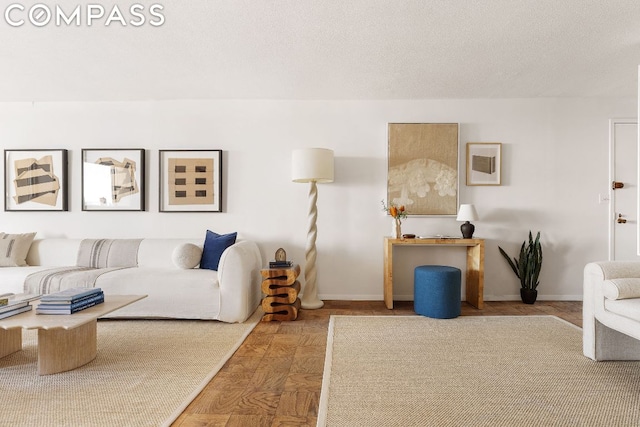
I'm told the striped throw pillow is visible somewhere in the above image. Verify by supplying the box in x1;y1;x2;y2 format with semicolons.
0;232;36;267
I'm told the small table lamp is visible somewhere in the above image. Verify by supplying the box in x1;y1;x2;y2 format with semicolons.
292;148;334;309
456;204;478;239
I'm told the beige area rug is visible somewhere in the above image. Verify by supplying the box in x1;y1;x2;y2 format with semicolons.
0;310;261;427
318;315;640;427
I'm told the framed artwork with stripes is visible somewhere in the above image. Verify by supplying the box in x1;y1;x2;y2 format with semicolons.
4;149;68;211
81;148;146;211
159;150;222;212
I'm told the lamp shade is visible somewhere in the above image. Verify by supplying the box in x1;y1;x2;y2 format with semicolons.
456;204;478;222
292;148;334;183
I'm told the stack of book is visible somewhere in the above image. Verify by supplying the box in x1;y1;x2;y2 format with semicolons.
0;293;41;319
269;260;293;268
36;287;104;315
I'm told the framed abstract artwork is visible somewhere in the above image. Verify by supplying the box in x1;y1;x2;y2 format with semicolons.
4;149;68;211
466;142;502;186
159;150;222;212
387;123;459;216
81;148;146;211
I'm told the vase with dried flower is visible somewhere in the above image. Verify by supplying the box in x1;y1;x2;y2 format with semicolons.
381;200;407;239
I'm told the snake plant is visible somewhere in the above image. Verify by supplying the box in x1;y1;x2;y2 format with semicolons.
498;231;542;290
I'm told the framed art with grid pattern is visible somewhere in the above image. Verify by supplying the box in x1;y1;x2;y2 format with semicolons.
159;150;222;212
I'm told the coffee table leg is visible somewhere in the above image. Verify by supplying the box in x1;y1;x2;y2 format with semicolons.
37;320;98;375
0;328;22;358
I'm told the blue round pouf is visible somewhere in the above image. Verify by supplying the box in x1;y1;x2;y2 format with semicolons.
414;265;461;319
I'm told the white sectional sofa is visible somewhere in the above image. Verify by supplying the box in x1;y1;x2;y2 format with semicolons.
583;261;640;360
0;238;263;323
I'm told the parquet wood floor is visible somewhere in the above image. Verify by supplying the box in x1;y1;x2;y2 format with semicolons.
172;300;582;427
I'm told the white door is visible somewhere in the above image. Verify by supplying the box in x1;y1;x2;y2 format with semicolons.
610;118;639;260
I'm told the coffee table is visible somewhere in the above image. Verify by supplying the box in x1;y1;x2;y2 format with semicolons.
0;295;146;375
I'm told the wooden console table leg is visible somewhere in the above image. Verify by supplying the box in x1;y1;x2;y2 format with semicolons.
466;242;485;309
383;239;394;309
0;328;22;358
37;320;97;375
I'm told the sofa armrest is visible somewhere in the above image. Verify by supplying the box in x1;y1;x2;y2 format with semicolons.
583;261;640;360
216;240;263;323
584;261;640;311
584;261;640;322
587;261;640;281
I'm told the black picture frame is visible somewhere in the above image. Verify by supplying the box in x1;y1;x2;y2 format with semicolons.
4;149;68;212
159;150;222;212
81;148;146;211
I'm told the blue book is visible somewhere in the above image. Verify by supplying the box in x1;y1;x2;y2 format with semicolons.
36;294;105;315
38;291;104;306
40;287;102;303
37;292;105;310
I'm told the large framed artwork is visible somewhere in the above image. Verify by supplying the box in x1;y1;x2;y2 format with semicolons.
81;149;145;211
4;149;68;211
159;150;222;212
387;123;459;216
466;142;502;186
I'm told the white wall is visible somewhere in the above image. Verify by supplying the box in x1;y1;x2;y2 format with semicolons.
0;98;636;301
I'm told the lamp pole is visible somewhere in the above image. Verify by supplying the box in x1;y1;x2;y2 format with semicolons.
300;180;322;308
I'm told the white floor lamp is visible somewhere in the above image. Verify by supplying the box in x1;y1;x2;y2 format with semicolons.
292;148;334;309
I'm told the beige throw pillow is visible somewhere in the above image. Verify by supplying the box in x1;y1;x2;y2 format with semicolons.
172;243;202;269
0;232;37;267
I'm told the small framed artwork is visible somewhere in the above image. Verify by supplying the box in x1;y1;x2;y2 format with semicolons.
81;149;146;211
466;142;502;186
388;123;459;216
4;149;68;211
159;150;222;212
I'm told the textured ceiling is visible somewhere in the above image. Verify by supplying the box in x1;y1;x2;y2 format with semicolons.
1;0;639;102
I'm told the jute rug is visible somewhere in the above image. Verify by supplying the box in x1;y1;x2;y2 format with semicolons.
0;309;261;427
318;315;640;427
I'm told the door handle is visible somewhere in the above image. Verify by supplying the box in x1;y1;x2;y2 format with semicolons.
617;213;627;224
612;181;625;190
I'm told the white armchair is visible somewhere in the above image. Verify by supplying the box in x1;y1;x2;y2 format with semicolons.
583;261;640;361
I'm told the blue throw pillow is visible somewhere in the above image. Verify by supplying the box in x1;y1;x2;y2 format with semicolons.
200;230;237;271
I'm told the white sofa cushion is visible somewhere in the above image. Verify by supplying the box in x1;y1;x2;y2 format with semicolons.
0;232;36;267
604;298;640;323
137;239;201;268
26;239;82;266
602;278;640;300
0;266;54;294
96;267;221;319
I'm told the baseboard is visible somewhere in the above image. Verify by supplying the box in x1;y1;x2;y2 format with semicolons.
318;294;584;301
484;294;583;302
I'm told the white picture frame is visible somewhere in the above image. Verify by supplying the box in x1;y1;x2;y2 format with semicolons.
466;142;502;186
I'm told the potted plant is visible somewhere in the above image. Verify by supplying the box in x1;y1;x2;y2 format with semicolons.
498;231;542;304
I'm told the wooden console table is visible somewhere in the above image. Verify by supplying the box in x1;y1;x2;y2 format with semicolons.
383;237;485;309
